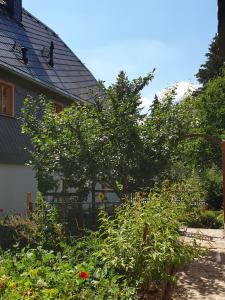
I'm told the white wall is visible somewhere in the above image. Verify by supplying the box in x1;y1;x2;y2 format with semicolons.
0;164;37;215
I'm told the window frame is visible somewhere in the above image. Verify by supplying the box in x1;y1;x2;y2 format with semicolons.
53;101;64;113
0;80;14;117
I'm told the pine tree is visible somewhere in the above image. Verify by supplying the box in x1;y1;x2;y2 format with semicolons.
196;35;224;86
150;94;160;115
218;0;225;60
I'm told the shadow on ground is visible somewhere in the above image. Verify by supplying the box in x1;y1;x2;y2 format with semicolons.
171;251;225;299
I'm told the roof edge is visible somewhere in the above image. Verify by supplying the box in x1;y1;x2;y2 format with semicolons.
0;62;87;104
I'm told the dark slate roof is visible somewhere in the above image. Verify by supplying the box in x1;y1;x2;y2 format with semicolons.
0;7;98;102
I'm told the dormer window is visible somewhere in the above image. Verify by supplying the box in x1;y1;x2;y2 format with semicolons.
0;81;14;116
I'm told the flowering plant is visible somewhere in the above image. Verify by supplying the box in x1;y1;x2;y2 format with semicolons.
79;272;89;280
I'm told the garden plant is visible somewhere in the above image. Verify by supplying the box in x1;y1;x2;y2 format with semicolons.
0;192;202;299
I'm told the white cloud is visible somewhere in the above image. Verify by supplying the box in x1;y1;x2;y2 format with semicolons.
141;96;154;111
156;81;200;101
174;81;200;101
140;81;200;112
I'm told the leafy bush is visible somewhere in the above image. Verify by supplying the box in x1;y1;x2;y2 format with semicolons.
152;178;223;229
202;166;223;210
0;195;202;299
217;212;224;226
154;177;206;210
0;193;64;251
30;193;65;250
0;247;135;299
186;209;224;229
0;215;35;250
72;199;201;293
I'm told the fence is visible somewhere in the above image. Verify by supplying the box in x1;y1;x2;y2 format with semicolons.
29;192;206;232
43;192;121;231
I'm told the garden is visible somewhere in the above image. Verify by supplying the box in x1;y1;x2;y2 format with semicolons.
0;191;203;299
1;35;225;299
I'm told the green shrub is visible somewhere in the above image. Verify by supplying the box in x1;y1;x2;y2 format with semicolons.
30;193;65;250
202;166;223;210
155;177;206;209
0;193;64;251
217;212;224;226
0;194;202;299
0;215;36;250
0;247;135;299
187;209;224;229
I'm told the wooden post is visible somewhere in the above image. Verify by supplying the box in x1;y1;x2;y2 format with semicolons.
26;192;33;214
221;141;225;230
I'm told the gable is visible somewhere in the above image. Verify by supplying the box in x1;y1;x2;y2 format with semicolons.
0;8;98;102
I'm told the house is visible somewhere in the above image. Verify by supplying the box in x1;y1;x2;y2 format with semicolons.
0;0;99;215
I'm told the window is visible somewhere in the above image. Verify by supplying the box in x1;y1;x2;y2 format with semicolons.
54;102;64;113
0;81;14;116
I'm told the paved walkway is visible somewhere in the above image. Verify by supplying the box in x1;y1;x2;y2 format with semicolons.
171;229;225;300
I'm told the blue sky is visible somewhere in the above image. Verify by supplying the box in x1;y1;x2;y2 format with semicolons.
23;0;217;107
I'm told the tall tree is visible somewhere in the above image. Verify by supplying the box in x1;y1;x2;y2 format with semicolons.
218;0;225;60
22;71;156;200
22;71;191;201
196;35;224;86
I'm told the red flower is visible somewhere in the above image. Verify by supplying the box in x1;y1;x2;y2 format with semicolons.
79;272;89;280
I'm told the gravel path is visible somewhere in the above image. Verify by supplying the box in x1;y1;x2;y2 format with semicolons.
171;229;225;300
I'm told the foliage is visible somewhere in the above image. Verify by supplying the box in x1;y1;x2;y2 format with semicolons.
186;209;224;229
0;195;202;299
30;193;65;250
21;95;95;196
22;71;191;200
137;88;189;188
195;75;225;140
217;211;224;226
0;216;35;250
196;35;224;87
0;247;135;300
201;166;223;210
22;72;157;199
154;176;206;210
90;71;155;198
0;193;64;251
167;74;225;210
